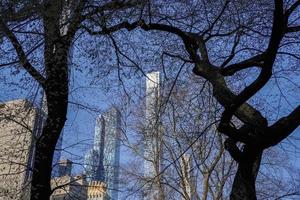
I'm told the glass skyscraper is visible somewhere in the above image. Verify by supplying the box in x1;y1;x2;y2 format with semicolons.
84;107;121;200
143;71;164;199
144;71;161;178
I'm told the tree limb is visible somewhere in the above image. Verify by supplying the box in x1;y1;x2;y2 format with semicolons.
0;19;46;87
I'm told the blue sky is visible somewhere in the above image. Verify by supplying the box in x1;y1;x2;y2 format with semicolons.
1;26;300;199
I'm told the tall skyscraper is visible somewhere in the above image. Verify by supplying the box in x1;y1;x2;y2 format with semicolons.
84;148;103;182
102;107;121;200
143;71;164;199
84;107;121;200
0;99;44;200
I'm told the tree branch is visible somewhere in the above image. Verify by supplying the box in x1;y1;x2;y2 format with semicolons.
220;53;265;76
224;138;243;162
0;19;46;87
265;105;300;147
285;0;300;17
286;25;300;33
219;0;285;130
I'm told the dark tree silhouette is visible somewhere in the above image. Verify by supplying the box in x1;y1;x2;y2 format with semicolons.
107;0;300;199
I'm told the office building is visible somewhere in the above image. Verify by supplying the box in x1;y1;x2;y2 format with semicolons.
143;71;164;199
0;99;44;200
84;107;121;200
84;148;103;182
57;159;73;177
87;181;110;200
50;175;87;200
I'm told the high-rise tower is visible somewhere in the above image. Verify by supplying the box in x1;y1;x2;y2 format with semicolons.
143;71;164;199
102;107;121;200
84;107;121;200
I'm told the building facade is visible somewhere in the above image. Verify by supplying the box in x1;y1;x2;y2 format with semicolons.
50;175;87;200
84;107;121;200
57;159;73;177
87;181;110;200
0;99;43;200
143;71;164;199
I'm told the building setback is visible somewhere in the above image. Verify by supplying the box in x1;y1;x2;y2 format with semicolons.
84;107;121;200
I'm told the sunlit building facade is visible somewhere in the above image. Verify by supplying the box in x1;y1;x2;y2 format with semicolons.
0;99;45;200
143;71;164;199
87;181;110;200
50;175;87;200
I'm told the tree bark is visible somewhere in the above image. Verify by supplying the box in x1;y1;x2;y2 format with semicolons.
230;145;262;200
30;33;70;199
30;84;69;199
30;112;67;199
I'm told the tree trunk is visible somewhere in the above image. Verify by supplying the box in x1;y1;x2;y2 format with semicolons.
30;116;66;199
30;89;68;200
30;34;70;199
230;145;263;200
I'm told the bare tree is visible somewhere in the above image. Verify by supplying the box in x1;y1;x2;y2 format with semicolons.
0;1;144;199
1;1;300;200
105;0;300;199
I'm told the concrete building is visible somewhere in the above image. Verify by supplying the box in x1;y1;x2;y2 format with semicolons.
0;99;44;200
144;71;162;177
87;181;110;200
50;175;87;200
57;159;73;177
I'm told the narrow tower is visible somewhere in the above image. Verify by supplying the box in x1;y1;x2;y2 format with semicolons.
143;71;164;199
84;107;121;200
